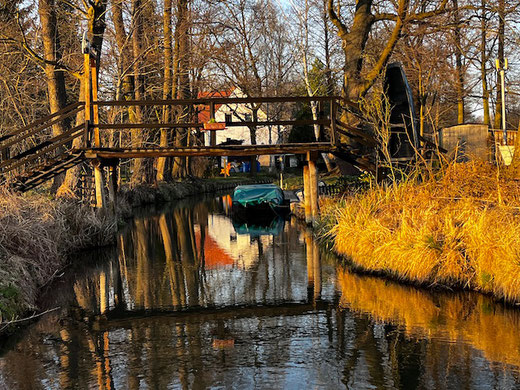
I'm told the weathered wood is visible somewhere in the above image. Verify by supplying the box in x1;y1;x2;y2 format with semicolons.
0;106;83;152
94;95;345;107
303;164;312;224
307;152;319;226
92;159;106;209
335;119;377;146
0;102;83;144
108;164;118;206
0;124;84;172
97;119;330;130
84;53;92;124
91;63;101;147
330;99;337;145
82;143;334;159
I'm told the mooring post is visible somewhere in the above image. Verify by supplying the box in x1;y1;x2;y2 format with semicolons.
303;164;312;224
307;151;319;226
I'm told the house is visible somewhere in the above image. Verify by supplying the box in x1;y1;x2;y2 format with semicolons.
197;88;285;168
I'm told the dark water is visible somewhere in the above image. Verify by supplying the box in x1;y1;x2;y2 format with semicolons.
1;194;520;389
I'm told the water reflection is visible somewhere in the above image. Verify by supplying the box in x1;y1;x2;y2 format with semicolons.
1;194;520;389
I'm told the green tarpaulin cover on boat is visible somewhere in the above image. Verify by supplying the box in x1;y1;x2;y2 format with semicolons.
232;184;284;208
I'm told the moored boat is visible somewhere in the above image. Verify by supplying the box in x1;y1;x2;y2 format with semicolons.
232;184;289;218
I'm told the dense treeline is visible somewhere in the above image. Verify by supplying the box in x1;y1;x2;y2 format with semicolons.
0;0;519;189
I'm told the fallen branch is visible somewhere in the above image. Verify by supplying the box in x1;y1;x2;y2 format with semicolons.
0;307;60;332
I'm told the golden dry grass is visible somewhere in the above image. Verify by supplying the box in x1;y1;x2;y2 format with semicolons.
326;162;520;303
0;189;116;320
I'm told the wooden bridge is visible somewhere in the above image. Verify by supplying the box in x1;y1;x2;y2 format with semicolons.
0;50;422;224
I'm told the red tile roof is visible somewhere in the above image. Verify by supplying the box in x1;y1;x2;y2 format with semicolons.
197;88;234;123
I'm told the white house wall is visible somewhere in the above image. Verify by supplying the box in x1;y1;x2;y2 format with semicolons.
203;89;283;146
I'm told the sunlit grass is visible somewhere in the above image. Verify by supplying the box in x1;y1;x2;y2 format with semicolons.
326;162;520;303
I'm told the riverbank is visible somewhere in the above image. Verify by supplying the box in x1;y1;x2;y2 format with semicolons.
118;175;273;213
315;162;520;304
0;175;273;334
0;190;116;331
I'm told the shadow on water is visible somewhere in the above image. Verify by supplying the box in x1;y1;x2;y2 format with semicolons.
1;193;520;389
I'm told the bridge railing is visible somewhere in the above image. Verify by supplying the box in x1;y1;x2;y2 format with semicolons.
89;96;341;149
0;102;85;179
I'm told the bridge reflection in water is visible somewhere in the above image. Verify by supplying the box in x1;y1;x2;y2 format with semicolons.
1;194;520;389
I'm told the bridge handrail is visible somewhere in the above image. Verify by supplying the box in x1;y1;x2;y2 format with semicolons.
0;102;85;178
93;95;342;107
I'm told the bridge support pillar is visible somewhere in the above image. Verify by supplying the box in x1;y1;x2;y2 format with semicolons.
303;164;312;224
107;160;119;210
92;159;106;209
305;152;319;226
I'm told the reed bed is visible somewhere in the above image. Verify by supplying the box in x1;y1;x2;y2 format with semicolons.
0;189;116;321
326;162;520;303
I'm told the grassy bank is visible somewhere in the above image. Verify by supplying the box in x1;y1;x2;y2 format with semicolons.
322;162;520;303
0;189;116;327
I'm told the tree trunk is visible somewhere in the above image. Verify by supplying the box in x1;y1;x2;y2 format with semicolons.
480;0;490;126
453;0;464;124
39;0;69;191
157;0;173;182
130;0;145;185
494;0;505;129
171;0;190;178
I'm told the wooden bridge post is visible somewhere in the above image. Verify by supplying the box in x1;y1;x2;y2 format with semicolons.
209;102;216;147
303;164;312;224
330;98;337;145
307;151;319;226
107;160;119;209
85;50;107;209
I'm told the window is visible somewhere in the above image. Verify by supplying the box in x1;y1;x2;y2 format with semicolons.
225;113;232;124
244;113;252;122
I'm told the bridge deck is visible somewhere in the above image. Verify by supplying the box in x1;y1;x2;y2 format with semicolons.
81;142;335;159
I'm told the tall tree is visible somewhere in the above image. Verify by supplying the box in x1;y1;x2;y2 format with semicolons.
171;0;191;178
38;0;69;190
156;0;173;182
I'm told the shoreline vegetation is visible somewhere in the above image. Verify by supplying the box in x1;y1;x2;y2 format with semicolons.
0;176;272;334
319;162;520;305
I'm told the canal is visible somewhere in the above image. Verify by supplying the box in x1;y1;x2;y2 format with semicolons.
1;194;520;389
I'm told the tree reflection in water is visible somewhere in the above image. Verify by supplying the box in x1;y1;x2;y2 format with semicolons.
1;195;520;389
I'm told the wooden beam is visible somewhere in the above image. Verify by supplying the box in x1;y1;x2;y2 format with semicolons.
307;152;319;226
94;95;344;107
96;119;330;130
91;159;106;209
81;143;335;159
0;106;83;152
303;164;312;224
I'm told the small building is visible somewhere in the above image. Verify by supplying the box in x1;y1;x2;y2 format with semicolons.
197;87;282;146
437;124;490;162
198;87;285;169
